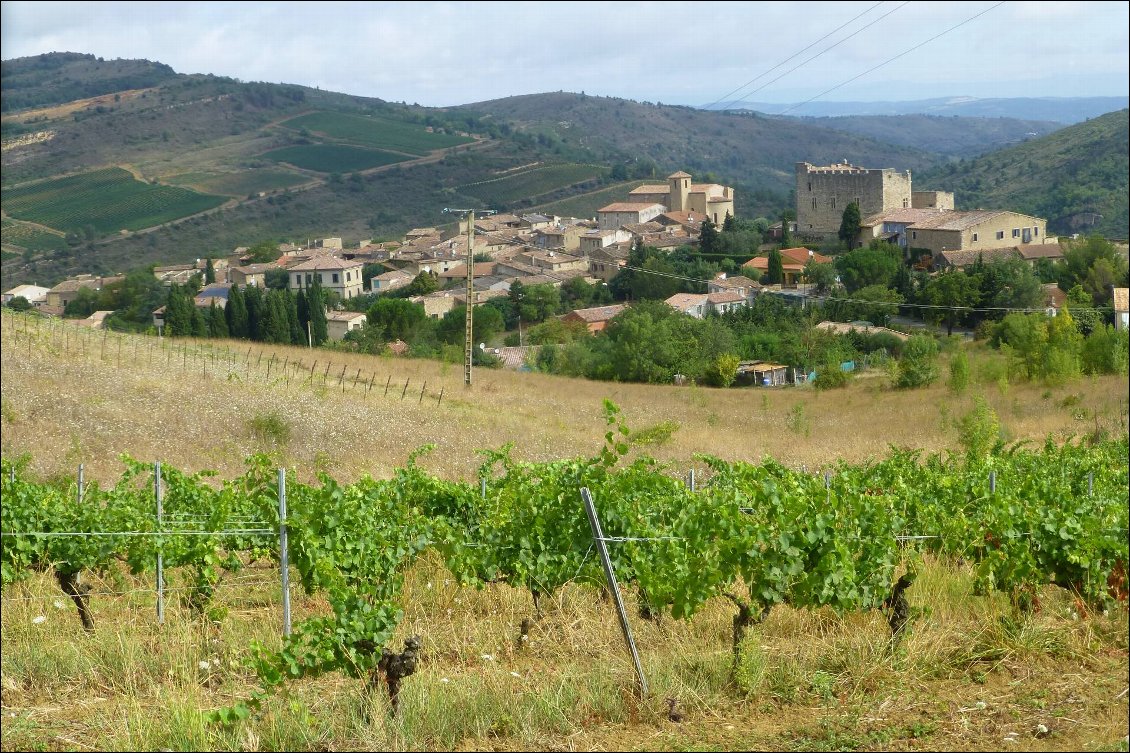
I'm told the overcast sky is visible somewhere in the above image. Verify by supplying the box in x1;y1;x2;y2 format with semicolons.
2;1;1127;109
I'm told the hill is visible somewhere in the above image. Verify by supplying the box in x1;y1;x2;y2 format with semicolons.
779;114;1063;158
0;52;178;112
707;95;1130;123
456;92;942;198
917;109;1130;239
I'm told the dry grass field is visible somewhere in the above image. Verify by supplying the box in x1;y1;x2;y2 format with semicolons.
1;309;1128;752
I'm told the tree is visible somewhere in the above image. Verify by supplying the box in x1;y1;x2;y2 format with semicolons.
834;242;902;293
722;212;736;233
367;298;426;341
205;258;216;284
246;240;280;264
208;301;228;338
767;248;784;285
226;285;249;339
699;217;720;256
780;212;792;248
924;270;981;335
6;296;31;311
803;261;837;295
838;201;861;248
894;335;940;388
265;267;290;290
403;271;439;297
307;278;328;346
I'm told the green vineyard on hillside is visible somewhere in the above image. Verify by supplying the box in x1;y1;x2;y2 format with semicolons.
263;144;410;173
455;163;610;205
281;111;473;155
2;168;225;235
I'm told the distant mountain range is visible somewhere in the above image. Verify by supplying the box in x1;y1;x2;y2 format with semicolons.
702;96;1129;124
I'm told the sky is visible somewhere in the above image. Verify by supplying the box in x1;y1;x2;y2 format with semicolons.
2;1;1128;109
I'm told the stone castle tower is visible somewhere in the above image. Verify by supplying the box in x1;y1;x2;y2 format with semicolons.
795;161;912;236
668;170;691;212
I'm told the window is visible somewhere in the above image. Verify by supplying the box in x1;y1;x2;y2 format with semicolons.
912;231;917;240
305;274;312;285
332;273;339;284
902;198;909;208
831;198;836;209
854;197;860;207
972;233;979;242
996;231;1005;240
812;198;817;209
808;182;812;191
1012;228;1020;238
346;272;351;282
1034;227;1039;236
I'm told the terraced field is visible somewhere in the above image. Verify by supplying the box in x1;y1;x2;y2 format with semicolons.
2;168;226;235
263;144;411;173
281;111;473;155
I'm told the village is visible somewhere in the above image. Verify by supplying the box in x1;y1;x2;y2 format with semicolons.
4;162;1128;385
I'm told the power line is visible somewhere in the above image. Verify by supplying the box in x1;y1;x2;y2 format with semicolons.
724;2;911;109
777;1;1007;116
700;1;888;112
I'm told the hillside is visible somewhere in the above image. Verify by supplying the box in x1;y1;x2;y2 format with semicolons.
708;95;1130;123
456;92;942;197
0;52;178;112
781;114;1063;158
918;109;1130;239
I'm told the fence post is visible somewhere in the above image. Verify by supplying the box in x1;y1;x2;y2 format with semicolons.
437;387;444;407
77;463;85;503
419;381;427;403
384;375;392;396
687;468;695;492
481;476;487;500
1088;471;1093;497
825;472;831;506
579;487;648;697
989;470;996;494
155;461;165;626
278;469;291;638
401;378;409;399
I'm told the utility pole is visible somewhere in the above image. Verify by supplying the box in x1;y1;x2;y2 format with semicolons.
443;207;494;386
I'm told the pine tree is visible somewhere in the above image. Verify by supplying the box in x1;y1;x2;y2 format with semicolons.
190;305;208;337
205;258;216;284
164;285;193;336
296;289;310;343
722;211;736;233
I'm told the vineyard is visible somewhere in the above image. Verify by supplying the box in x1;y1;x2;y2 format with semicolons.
532;179;654;218
280;111;473;156
163;169;308;197
263;144;411;173
453;163;611;205
1;312;1128;750
0;218;64;253
1;167;226;235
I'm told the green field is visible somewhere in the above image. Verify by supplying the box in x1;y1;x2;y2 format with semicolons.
0;218;65;252
455;163;609;205
533;180;652;219
2;168;226;235
164;168;307;197
281;111;473;156
264;144;411;173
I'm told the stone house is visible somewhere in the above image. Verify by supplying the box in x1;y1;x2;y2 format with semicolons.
742;248;832;287
628;171;736;226
326;311;367;340
562;304;629;334
287;257;365;300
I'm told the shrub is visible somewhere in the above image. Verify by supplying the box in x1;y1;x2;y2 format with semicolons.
894;335;940;389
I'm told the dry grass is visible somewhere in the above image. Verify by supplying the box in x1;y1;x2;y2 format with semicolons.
1;310;1128;751
2;311;1126;489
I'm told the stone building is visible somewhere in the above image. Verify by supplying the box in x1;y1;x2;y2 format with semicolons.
795;161;918;236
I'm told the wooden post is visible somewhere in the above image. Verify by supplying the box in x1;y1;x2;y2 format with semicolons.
401;378;409;399
437;387;444;407
384;374;392;396
419;381;426;403
367;373;376;393
579;487;648;697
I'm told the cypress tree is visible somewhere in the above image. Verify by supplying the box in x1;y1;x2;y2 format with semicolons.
296;289;309;341
164;285;192;336
244;285;263;341
768;248;784;285
285;290;303;345
209;301;229;338
190;305;208;337
226;284;249;339
838;202;861;248
780;213;792;248
205;257;216;284
698;217;720;256
307;277;328;346
722;211;736;233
